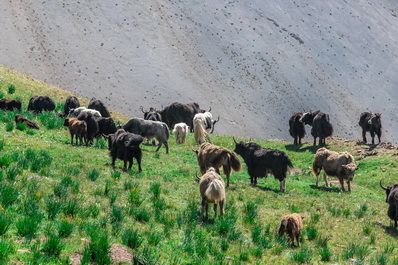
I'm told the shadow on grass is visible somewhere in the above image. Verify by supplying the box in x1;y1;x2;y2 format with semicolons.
255;185;283;193
309;184;342;193
383;225;398;237
285;144;320;154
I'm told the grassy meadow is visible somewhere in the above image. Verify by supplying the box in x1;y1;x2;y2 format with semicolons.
1;65;398;264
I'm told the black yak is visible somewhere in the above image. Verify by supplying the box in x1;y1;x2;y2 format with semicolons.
300;110;333;146
63;96;80;117
95;117;117;137
88;98;110;117
380;181;398;227
288;112;305;145
0;98;21;111
233;139;293;192
77;112;99;145
109;129;143;171
359;112;382;144
27;96;56;112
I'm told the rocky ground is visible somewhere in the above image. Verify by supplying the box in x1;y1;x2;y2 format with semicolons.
1;0;398;143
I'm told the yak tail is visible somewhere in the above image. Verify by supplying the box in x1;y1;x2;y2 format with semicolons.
227;150;242;172
204;179;225;204
322;117;334;138
193;118;207;144
284;155;294;175
311;159;321;177
162;122;170;139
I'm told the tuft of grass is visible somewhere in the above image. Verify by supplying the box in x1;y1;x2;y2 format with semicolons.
146;230;162;246
62;197;80;218
290;246;312;264
16;122;27;131
109;205;125;223
42;232;64;257
306;224;318;241
319;245;332;262
0;211;12;236
0;138;4;151
355;203;368;219
7;84;16;94
87;169;100;181
57;220;74;238
342;243;370;262
45;194;62;220
383;243;395;254
132;207;151;223
28;149;52;172
122;229;143;250
38;112;63;129
243;201;258;224
150;182;162;199
15;215;42;239
111;170;121;180
0;155;12;168
6;163;19;181
128;186;143;207
0;183;19;208
82;226;111;265
0;238;15;262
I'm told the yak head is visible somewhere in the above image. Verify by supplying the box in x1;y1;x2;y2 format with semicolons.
369;112;382;127
341;163;358;181
380;181;398;203
299;112;313;125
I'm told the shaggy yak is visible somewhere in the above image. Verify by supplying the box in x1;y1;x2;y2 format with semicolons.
194;142;242;187
233;139;293;192
289;112;305;145
173;122;189;144
300;110;333;146
199;167;226;219
0;98;22;111
122;117;170;153
278;213;304;247
108;129;144;171
88;98;111;117
63;96;80;117
312;148;358;192
359;112;382;144
95;117;117;137
380;181;398;227
15;114;40;130
27;96;56;112
68;107;102;118
63;117;87;145
193;113;211;144
77;112;99;145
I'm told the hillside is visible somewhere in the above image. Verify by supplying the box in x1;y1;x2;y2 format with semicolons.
1;68;398;264
1;0;398;144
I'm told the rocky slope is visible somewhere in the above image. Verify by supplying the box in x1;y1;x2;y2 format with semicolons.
1;0;398;143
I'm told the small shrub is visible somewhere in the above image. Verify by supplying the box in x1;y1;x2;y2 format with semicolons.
290;246;312;264
0;211;12;236
58;220;74;238
0;238;15;262
243;201;258;224
122;229;143;250
87;169;100;181
42;233;64;257
16;122;27;131
7;84;16;94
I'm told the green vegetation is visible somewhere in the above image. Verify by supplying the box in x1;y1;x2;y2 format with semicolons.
1;65;398;263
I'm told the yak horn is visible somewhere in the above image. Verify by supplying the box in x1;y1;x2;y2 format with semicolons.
380;180;388;191
139;106;145;113
233;137;237;144
195;172;201;182
208;107;212;112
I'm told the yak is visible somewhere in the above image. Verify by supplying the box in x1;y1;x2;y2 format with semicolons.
289;112;305;145
63;96;80;117
380;181;398;227
141;107;162;122
233;139;293;192
109;129;144;171
194;142;241;187
88;98;111;117
122;117;170;153
95;117;117;137
173;122;189;144
63;117;87;145
199;167;226;219
27;96;56;112
300;111;333;146
77;112;99;145
312;148;358;192
157;102;208;131
0;98;22;111
359;112;382;144
15;114;39;130
278;213;304;247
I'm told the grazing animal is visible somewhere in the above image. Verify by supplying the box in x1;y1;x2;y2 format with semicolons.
77;112;99;145
173;122;189;144
95;117;117;137
141;107;162;122
312;148;358;192
88;98;111;117
0;98;22;111
27;96;55;112
109;129;143;171
194;142;241;187
233;139;293;192
278;213;304;247
359;112;382;144
193;113;211;144
63;96;80;117
380;181;398;227
69;107;101;118
123;117;170;153
157;102;208;131
15;114;39;129
199;167;226;219
63;117;87;145
289;112;306;145
300;111;333;146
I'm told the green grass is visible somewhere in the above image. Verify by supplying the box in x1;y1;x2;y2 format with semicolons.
0;65;398;263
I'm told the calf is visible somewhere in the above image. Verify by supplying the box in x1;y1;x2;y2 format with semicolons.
173;122;189;144
63;118;87;145
312;148;358;191
0;98;21;111
15;114;40;130
289;112;305;145
123;117;169;153
194;142;241;187
233;139;293;192
380;181;398;227
199;167;226;219
278;213;304;247
109;129;144;171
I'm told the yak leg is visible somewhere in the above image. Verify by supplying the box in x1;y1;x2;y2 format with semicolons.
137;156;142;172
313;136;317;146
155;142;162;152
294;136;298;145
323;173;329;187
201;198;206;219
213;204;218;219
223;165;231;188
128;158;133;170
347;180;351;192
219;201;224;219
339;178;346;192
362;129;367;143
370;131;375;145
205;203;209;219
296;232;301;247
70;133;74;145
377;132;381;144
111;156;116;168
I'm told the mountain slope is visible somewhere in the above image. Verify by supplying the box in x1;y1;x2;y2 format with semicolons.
1;0;398;143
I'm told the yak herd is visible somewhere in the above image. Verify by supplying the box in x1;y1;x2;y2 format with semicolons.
0;94;396;246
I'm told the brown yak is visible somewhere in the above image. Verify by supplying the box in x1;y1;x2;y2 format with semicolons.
199;167;226;219
278;213;304;247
